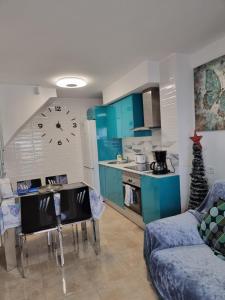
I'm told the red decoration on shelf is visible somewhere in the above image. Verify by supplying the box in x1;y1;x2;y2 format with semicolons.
190;130;202;147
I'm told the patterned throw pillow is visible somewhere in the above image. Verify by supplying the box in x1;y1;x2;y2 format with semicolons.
198;198;225;260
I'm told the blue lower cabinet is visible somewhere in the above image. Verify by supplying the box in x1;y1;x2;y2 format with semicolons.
99;165;107;198
141;175;181;224
99;166;124;208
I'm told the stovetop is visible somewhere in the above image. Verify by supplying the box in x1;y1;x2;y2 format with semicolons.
124;163;152;172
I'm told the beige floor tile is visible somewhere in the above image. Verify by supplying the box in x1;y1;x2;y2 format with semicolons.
0;205;158;300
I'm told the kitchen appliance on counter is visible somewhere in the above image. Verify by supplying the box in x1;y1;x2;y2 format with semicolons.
150;150;171;175
80;120;100;192
135;153;146;164
122;172;142;215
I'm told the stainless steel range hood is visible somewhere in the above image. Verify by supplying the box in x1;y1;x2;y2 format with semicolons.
133;87;161;131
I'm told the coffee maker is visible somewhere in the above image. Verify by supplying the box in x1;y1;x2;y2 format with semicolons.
150;150;170;175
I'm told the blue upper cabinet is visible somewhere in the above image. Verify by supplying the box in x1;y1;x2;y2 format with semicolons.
121;96;134;137
94;106;122;161
107;94;151;138
87;106;97;120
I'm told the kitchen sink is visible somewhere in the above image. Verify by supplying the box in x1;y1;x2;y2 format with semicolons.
107;160;128;165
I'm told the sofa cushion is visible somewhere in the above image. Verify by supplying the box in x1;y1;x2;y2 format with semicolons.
144;211;203;255
198;197;225;259
150;244;225;300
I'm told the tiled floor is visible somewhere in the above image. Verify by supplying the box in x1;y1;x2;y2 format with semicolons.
0;205;158;300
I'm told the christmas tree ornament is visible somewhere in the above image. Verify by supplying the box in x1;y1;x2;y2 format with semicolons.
188;131;208;209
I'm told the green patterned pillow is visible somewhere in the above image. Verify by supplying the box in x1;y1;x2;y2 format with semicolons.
198;197;225;260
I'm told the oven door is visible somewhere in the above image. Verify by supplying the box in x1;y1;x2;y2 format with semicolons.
123;184;142;215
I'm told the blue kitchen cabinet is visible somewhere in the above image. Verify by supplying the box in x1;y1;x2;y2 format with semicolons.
94;106;122;161
107;101;122;138
99;165;107;198
107;105;118;139
121;96;134;137
87;106;97;120
141;175;181;224
99;165;124;207
95;106;108;139
107;94;151;138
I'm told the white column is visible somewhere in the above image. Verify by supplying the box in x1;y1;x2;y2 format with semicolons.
160;54;195;211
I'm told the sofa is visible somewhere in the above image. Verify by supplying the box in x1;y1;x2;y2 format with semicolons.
144;181;225;300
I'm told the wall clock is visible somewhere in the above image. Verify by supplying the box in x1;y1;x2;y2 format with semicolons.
36;104;78;146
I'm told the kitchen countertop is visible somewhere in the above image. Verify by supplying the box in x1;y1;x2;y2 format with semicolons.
98;160;179;178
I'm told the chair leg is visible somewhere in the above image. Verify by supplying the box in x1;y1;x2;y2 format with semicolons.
76;224;79;247
81;222;88;242
92;220;100;255
57;227;64;267
19;235;26;278
53;231;59;266
47;232;51;248
24;236;29;258
72;224;76;246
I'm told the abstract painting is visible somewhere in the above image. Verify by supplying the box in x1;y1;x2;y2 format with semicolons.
194;54;225;131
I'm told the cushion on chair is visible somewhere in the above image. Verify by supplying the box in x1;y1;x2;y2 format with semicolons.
198;197;225;260
150;244;225;300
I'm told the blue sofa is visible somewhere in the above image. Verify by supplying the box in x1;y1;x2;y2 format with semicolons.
144;181;225;300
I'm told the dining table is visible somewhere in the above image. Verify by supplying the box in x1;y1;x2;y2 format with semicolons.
0;182;104;272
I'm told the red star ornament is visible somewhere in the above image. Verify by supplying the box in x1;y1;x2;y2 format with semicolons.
190;130;202;147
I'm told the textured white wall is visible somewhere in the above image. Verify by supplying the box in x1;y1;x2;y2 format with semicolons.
4;97;101;189
0;85;57;146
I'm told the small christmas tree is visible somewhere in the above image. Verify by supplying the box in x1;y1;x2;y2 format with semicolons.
188;131;208;210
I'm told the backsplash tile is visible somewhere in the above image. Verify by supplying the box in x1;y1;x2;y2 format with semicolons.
122;131;179;171
123;137;154;162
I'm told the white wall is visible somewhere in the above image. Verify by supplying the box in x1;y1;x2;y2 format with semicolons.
4;97;101;189
102;60;159;104
160;54;195;211
190;34;225;185
159;34;225;210
0;84;56;146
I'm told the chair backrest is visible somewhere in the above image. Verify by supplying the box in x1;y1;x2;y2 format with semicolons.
17;178;42;195
60;186;91;224
45;174;68;185
20;193;57;234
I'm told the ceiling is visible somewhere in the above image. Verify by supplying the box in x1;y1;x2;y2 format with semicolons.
0;0;225;99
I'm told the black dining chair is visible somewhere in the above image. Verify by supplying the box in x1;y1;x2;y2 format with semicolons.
45;174;68;185
17;178;42;195
19;193;64;277
59;186;100;255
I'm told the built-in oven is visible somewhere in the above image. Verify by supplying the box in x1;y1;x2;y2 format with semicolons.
122;171;142;215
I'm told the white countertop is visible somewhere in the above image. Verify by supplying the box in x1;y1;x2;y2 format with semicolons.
98;160;179;179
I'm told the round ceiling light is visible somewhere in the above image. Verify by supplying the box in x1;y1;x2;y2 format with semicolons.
56;77;87;88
